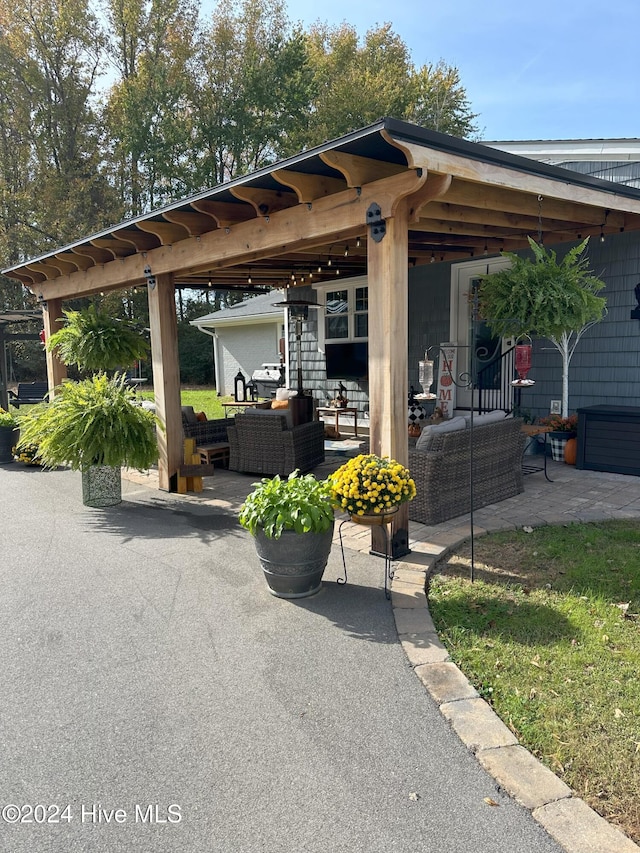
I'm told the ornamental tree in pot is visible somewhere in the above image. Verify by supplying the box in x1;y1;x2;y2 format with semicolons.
477;237;606;418
239;471;335;598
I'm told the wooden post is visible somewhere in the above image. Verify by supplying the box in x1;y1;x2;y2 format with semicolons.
42;298;67;394
367;200;410;558
147;272;182;491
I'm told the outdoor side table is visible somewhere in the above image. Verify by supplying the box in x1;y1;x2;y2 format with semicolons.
196;442;230;468
521;425;552;482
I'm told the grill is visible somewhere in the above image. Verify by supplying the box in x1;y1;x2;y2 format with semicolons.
251;363;285;397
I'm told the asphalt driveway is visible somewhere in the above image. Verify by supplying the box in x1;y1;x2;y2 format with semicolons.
0;465;564;853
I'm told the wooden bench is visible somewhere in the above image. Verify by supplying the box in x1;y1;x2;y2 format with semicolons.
8;381;49;408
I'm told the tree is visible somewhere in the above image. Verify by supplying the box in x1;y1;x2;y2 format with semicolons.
0;0;119;251
477;237;607;418
191;0;314;184
102;0;199;214
408;61;479;139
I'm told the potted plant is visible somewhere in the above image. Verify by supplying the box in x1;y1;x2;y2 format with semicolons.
239;471;335;598
478;237;606;419
18;305;156;506
328;454;416;524
0;407;19;465
539;413;578;463
16;373;158;506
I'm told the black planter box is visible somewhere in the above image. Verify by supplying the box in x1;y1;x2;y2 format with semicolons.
576;405;640;476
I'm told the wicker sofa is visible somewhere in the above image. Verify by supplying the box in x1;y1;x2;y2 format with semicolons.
408;416;525;525
227;410;325;477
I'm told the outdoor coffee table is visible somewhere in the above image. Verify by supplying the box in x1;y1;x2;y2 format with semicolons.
316;406;359;437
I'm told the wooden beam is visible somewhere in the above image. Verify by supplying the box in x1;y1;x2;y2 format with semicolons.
407;173;452;222
367;197;410;558
190;199;255;226
147;273;182;491
229;186;298;215
320;150;406;187
42;299;67;394
111;228;161;251
90;237;137;258
137;220;190;244
163;210;219;236
34;171;427;300
385;133;640;218
272;169;345;203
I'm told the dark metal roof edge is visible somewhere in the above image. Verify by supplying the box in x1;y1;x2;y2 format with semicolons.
383;117;640;201
5;117;640;276
2;121;390;275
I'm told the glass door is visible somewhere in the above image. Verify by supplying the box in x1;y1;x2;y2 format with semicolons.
450;259;513;410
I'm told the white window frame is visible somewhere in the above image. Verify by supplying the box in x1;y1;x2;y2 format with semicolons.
313;275;368;351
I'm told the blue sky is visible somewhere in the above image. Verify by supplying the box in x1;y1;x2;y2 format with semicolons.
202;0;639;141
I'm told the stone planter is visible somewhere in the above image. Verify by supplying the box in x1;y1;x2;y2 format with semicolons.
0;425;18;465
81;465;122;507
254;523;334;598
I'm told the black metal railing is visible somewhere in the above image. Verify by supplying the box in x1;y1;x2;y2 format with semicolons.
476;345;516;414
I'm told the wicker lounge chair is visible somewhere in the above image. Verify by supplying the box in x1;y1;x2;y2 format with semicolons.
227;411;325;477
408;417;526;525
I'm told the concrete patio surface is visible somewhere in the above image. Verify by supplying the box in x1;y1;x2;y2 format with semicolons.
1;455;638;852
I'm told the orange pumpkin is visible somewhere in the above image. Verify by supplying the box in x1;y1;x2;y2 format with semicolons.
564;436;577;465
408;423;421;438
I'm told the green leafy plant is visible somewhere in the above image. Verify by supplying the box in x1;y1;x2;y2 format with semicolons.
329;454;416;516
46;305;149;372
0;407;18;428
478;237;606;418
16;374;158;471
239;471;335;539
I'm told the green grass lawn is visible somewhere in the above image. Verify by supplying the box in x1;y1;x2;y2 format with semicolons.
427;520;640;844
137;387;229;419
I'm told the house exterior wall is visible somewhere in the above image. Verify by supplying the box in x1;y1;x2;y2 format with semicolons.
519;230;640;418
217;323;281;395
284;227;640;422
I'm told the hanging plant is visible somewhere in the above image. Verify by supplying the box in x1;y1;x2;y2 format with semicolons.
46;305;149;372
477;237;606;417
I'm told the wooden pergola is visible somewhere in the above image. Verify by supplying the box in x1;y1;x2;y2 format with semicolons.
6;118;640;554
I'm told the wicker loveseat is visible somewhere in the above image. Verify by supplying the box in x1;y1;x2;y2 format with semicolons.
227;410;325;477
408;416;526;526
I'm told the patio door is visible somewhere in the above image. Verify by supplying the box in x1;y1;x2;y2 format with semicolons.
450;258;513;410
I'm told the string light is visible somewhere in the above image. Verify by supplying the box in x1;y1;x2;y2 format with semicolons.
430;251;435;263
344;245;349;256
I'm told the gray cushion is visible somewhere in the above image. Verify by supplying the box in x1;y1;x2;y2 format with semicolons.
463;410;509;428
415;415;466;451
243;407;294;429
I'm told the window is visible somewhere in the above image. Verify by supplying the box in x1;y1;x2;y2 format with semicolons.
318;280;368;344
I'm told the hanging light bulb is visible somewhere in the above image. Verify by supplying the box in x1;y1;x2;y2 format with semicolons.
248;275;252;285
356;237;361;248
317;263;322;273
327;257;332;267
430;251;435;264
483;243;488;256
344;245;349;256
208;278;212;287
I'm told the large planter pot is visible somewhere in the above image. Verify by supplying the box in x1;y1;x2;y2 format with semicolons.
548;431;575;463
0;425;18;464
81;465;122;507
254;523;334;598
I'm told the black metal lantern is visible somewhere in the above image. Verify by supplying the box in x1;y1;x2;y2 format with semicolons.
246;379;259;402
234;370;246;402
